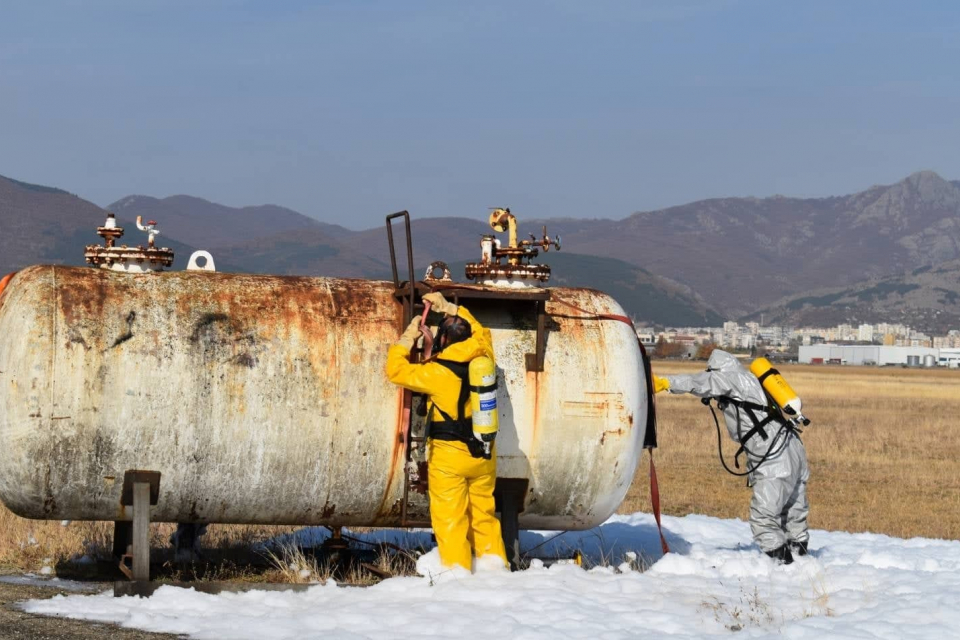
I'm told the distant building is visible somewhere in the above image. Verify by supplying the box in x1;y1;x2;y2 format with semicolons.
940;348;960;368
799;344;944;366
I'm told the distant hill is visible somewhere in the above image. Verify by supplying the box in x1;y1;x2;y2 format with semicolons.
340;216;493;276
745;258;960;334
214;227;389;279
0;174;110;275
0;175;244;274
6;170;960;330
447;253;723;327
529;170;960;317
107;195;352;249
107;171;960;319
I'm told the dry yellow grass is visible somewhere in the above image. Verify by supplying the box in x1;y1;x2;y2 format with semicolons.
0;510;301;574
622;361;960;540
1;363;957;573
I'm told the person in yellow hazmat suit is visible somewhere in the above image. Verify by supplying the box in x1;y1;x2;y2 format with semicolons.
386;292;508;571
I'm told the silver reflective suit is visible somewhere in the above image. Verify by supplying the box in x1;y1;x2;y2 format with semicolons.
665;350;809;553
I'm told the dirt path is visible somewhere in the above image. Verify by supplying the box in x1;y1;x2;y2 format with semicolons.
0;580;177;640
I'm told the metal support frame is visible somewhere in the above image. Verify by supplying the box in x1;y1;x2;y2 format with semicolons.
117;470;161;582
525;299;548;373
443;287;551;373
399;393;431;528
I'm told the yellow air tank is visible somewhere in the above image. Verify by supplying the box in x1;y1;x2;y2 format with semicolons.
749;357;804;419
469;355;498;458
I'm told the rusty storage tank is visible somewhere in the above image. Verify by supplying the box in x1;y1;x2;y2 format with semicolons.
0;266;647;531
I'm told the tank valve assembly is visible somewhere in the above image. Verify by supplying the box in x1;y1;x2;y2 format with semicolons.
465;208;561;287
84;213;175;273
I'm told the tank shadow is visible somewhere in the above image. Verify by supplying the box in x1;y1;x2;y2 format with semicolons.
492;364;531;482
518;520;691;565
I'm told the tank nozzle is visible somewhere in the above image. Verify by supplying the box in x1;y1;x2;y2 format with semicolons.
136;216;161;248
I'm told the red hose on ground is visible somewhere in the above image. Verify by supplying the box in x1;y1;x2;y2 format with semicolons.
648;450;670;554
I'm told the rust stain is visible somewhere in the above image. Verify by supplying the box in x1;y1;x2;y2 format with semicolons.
562;399;610;419
600;428;624;445
527;368;542;449
375;385;408;521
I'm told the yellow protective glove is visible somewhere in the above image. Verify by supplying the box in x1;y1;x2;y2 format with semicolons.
397;318;424;351
423;292;458;316
653;375;670;394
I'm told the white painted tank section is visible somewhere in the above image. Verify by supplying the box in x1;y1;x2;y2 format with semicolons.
0;266;647;530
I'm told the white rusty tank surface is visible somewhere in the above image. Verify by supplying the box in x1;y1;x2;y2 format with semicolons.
0;266;646;530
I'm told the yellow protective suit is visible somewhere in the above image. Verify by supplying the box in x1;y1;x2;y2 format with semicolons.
386;305;508;570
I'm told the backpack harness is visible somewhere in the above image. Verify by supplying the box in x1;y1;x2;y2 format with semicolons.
701;394;797;477
426;358;495;459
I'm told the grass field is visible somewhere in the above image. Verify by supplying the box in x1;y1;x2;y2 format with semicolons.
622;361;960;541
2;363;958;573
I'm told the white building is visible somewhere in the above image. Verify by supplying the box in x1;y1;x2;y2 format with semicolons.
799;344;942;366
940;348;960;368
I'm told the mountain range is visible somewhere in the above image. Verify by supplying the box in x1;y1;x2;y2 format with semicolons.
744;258;960;335
2;170;959;331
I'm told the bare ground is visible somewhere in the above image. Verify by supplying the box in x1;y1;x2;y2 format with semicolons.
0;580;177;640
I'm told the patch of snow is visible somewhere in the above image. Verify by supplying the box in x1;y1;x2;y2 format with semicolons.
22;512;960;639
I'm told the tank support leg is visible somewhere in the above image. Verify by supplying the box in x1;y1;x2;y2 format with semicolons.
495;479;528;572
117;470;161;582
132;482;151;581
500;493;520;571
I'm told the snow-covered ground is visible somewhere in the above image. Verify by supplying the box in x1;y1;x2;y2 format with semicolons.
22;512;960;639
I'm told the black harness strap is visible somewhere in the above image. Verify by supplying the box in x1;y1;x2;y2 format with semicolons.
427;359;488;459
755;367;779;385
712;395;792;471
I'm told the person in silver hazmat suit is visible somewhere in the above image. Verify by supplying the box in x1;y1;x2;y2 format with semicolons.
654;350;809;564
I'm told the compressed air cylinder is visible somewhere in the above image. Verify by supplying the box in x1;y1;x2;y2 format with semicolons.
0;266;647;531
469;356;498;439
749;357;802;417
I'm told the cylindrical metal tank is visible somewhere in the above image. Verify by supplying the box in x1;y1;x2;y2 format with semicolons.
923;354;937;368
0;266;646;530
907;355;921;367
